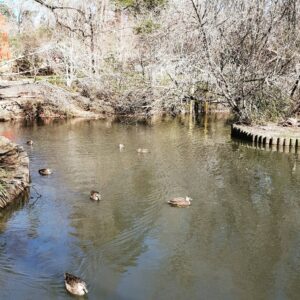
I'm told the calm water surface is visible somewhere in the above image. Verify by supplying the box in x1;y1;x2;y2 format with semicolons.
0;116;299;300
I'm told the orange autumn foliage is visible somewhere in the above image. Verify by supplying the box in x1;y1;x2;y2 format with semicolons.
0;14;10;61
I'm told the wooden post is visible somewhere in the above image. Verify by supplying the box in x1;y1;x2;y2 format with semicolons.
272;137;279;145
204;112;208;136
190;100;195;116
194;101;199;120
204;101;209;114
290;138;296;148
278;137;284;146
284;138;290;147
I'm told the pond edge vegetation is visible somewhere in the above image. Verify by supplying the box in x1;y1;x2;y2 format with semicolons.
1;0;300;125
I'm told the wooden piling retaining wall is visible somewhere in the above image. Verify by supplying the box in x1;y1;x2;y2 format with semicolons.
231;124;299;150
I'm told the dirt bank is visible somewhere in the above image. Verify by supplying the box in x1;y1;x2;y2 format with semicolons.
0;136;30;209
0;80;114;121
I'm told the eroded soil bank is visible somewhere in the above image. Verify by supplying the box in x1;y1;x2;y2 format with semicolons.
0;80;113;121
0;136;30;209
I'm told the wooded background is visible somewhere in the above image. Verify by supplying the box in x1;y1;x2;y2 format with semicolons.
1;0;299;123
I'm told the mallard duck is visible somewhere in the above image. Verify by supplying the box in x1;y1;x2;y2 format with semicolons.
26;140;33;145
119;144;125;150
64;273;88;296
90;190;101;201
167;196;192;207
137;148;150;153
38;168;52;176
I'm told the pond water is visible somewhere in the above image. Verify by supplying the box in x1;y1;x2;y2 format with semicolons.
0;115;299;300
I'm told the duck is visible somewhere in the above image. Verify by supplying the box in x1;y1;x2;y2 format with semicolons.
90;190;101;201
26;140;33;145
137;148;150;153
167;196;192;207
38;168;52;176
119;144;125;150
64;273;88;296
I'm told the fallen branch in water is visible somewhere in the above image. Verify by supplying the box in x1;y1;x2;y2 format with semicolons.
28;184;42;208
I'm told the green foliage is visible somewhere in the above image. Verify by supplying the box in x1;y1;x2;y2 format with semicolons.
35;75;62;85
0;3;12;18
0;182;6;195
134;19;159;34
115;0;167;12
0;169;8;194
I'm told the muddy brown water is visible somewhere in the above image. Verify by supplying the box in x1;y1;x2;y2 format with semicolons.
0;116;299;300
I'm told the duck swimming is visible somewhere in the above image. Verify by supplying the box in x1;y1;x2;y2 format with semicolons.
64;273;88;296
167;196;192;207
90;190;101;201
26;140;33;145
137;148;150;153
119;144;125;150
38;168;52;176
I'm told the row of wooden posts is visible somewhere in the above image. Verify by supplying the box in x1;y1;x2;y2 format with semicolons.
187;102;299;150
231;124;299;149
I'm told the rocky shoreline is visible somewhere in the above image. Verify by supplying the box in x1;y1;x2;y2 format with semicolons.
0;136;30;209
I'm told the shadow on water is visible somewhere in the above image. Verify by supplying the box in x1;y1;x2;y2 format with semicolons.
0;191;30;233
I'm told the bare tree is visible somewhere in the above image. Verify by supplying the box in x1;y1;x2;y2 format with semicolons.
207;0;298;123
3;0;300;120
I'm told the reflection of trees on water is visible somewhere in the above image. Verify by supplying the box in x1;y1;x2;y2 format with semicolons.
0;117;299;299
0;192;30;291
42;117;300;299
176;145;300;299
0;192;29;233
63;117;235;297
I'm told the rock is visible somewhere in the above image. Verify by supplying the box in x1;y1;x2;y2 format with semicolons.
0;136;30;209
